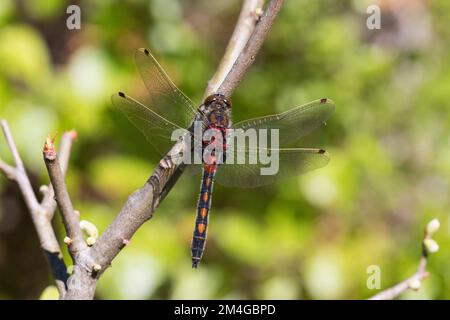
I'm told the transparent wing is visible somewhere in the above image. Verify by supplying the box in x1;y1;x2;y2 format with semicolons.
215;148;329;188
112;92;191;155
135;48;197;129
232;98;335;146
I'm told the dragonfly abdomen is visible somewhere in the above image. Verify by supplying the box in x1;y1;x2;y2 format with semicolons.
191;164;217;268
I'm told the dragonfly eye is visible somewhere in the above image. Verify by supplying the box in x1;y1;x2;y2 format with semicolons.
223;98;232;108
204;93;232;109
204;94;217;106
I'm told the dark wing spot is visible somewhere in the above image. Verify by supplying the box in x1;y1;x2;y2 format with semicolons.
118;92;125;98
318;149;326;154
144;48;150;55
320;98;327;104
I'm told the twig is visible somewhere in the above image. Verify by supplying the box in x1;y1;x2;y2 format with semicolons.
0;120;74;296
62;0;285;300
218;0;284;96
368;257;429;300
0;158;16;179
205;0;265;97
43;135;86;257
41;130;77;218
368;220;439;300
1;120;40;212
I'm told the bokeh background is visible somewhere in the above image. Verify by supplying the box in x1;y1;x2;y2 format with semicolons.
0;0;449;299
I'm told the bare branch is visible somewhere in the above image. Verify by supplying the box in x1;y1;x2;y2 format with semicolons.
0;119;69;296
205;0;265;97
1;119;25;169
368;220;439;300
43;135;86;257
369;258;429;300
218;0;284;96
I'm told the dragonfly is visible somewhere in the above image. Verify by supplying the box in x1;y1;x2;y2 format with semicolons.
112;48;335;268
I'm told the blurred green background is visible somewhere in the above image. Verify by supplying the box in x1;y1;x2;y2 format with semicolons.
0;0;449;299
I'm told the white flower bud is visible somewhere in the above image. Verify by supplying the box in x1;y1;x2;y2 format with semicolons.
80;220;99;239
424;238;439;253
86;237;96;246
408;279;421;291
426;218;440;235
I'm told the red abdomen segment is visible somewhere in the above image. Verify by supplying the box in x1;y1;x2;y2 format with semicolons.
191;163;217;268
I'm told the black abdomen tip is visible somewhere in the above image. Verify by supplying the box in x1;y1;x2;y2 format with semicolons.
192;260;199;269
118;92;125;98
144;48;150;55
318;149;326;154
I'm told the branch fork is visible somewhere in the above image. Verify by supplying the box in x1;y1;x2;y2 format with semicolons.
0;0;286;299
0;120;77;297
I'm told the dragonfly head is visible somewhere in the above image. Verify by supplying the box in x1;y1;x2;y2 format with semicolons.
203;93;232;127
204;93;232;109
